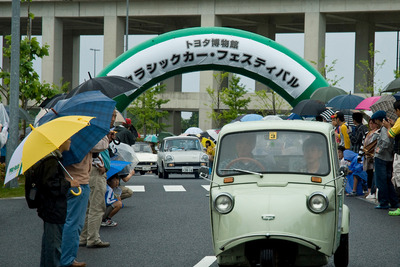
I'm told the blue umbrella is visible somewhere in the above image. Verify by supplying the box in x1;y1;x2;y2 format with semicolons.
38;91;116;166
240;114;263;122
144;134;158;143
106;160;131;179
326;94;364;110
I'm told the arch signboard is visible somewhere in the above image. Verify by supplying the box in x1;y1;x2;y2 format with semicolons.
98;27;328;111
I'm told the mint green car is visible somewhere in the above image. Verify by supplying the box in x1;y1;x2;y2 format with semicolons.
200;120;349;267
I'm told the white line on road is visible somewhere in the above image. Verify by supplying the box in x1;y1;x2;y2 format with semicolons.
201;185;210;191
163;185;186;192
125;185;145;192
193;256;217;267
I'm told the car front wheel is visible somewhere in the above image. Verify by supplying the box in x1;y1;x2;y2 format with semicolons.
163;167;169;179
157;167;163;178
334;233;349;267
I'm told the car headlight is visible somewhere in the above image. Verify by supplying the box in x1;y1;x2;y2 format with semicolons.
201;154;209;162
307;192;329;213
213;193;234;214
165;155;174;162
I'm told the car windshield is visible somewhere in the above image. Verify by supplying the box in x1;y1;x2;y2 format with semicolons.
216;130;330;176
133;143;153;153
164;138;202;152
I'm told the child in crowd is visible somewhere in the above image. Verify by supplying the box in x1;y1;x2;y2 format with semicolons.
102;174;123;227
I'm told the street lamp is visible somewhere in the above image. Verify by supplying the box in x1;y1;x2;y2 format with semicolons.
90;48;100;76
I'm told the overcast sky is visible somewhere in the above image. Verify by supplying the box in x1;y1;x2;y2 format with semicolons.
0;31;398;103
77;32;398;95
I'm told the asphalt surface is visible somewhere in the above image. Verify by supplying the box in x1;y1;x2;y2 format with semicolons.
1;174;400;267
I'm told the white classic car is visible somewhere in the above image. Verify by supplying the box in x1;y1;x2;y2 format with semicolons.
132;142;158;175
157;136;209;179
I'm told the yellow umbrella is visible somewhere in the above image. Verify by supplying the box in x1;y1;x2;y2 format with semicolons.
201;137;215;148
5;115;94;195
22;115;94;171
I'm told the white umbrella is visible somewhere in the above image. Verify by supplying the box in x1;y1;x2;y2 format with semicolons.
4;134;28;184
109;142;139;171
184;127;203;135
262;115;283;121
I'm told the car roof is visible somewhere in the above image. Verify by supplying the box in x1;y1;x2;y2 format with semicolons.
219;120;334;136
163;136;199;141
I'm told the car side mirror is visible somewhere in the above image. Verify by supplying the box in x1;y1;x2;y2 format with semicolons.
199;166;209;179
339;166;349;176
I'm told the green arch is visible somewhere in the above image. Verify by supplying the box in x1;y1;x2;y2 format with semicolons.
98;27;328;111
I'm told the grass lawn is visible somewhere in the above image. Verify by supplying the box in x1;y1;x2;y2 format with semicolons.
0;176;25;198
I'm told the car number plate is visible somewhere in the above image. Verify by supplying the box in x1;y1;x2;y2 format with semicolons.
143;166;151;171
182;166;193;172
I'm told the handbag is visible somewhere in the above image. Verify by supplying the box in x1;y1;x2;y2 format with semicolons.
363;139;377;157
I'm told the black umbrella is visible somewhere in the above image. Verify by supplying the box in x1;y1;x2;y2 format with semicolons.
291;99;326;117
39;93;67;109
66;75;140;99
382;77;400;93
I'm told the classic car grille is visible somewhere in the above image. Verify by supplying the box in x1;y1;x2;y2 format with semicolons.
139;162;156;166
174;162;201;167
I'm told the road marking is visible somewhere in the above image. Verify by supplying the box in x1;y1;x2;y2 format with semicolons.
193;256;216;267
125;185;145;192
202;185;210;191
163;185;186;192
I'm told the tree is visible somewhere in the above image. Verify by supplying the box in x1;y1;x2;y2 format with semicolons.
181;112;199;131
127;84;170;136
254;88;289;116
206;73;251;128
355;43;386;96
310;48;344;86
0;0;68;135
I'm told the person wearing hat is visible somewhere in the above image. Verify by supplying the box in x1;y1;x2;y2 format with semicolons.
371;110;399;210
383;100;400;215
332;111;351;150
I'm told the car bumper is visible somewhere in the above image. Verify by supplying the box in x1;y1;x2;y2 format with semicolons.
164;163;207;174
135;164;157;171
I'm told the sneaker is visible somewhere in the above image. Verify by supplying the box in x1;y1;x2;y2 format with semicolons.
366;194;376;199
101;219;118;227
87;240;110;248
389;208;400;216
346;191;357;197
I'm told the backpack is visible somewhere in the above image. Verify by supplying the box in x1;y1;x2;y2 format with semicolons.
24;159;44;209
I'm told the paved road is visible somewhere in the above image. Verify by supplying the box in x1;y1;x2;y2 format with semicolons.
1;173;399;266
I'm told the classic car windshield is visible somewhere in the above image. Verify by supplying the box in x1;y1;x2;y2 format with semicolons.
216;130;330;176
164;138;202;152
133;143;153;153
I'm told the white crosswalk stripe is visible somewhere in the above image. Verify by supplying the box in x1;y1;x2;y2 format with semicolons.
202;185;210;191
163;185;186;192
125;185;145;192
124;185;210;192
193;256;216;267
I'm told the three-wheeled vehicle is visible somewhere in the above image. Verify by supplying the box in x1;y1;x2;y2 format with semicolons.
199;120;349;267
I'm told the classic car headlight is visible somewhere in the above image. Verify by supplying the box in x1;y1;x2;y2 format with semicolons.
165;155;174;162
201;154;209;162
307;192;329;213
213;193;234;214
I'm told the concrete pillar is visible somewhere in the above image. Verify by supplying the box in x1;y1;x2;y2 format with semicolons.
103;15;124;68
354;21;374;93
42;16;63;86
72;35;80;88
165;110;182;135
199;12;221;131
255;21;276;92
304;12;326;72
62;30;80;91
162;25;183;93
